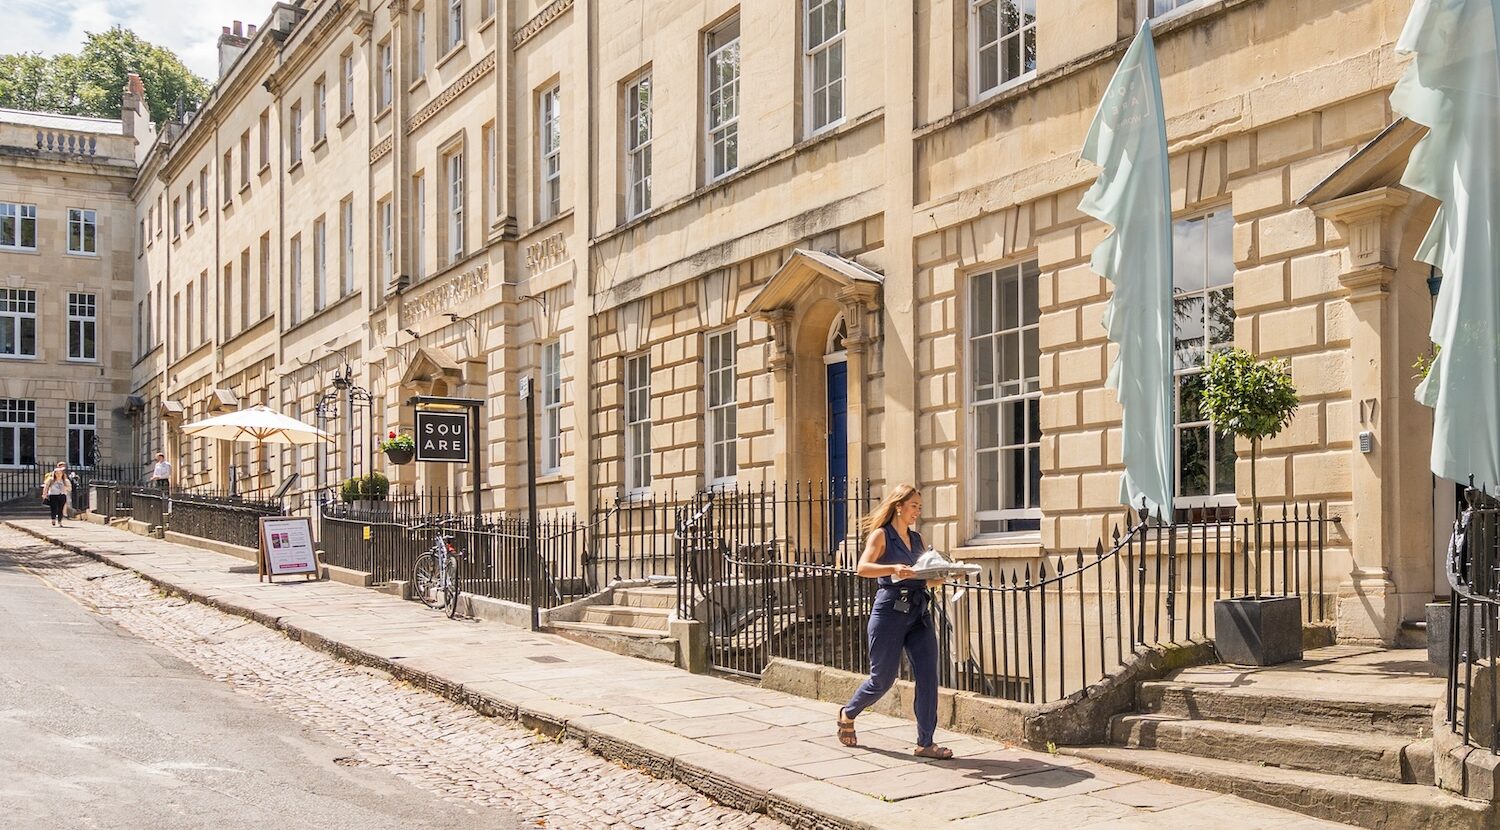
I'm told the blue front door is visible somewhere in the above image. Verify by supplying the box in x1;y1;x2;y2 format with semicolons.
827;360;849;548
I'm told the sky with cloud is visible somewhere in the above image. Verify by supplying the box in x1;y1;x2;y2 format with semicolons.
4;0;276;82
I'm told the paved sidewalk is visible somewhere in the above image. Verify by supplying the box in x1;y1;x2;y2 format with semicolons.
11;520;1353;830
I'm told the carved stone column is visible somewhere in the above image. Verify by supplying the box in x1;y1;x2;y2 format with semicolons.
1312;186;1414;643
837;284;879;487
755;308;794;482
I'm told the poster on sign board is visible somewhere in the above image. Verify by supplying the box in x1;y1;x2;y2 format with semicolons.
258;516;319;582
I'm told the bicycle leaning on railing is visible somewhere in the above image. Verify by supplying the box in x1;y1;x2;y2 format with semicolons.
408;518;466;619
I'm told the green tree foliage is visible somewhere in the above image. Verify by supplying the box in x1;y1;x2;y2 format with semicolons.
1200;348;1300;448
0;28;208;125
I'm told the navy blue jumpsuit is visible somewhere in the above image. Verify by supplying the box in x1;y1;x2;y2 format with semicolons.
842;523;940;747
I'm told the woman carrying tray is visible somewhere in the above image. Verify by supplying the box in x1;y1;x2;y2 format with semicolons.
835;483;952;759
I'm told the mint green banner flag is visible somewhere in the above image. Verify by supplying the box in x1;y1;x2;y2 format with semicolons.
1078;22;1175;521
1395;0;1500;490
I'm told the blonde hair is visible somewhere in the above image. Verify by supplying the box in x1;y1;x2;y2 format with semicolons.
863;483;919;534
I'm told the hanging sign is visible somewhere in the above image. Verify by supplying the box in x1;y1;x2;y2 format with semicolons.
257;516;319;582
416;408;470;462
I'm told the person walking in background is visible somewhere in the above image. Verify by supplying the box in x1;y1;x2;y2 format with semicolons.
41;466;71;527
835;484;952;760
55;461;79;520
149;452;171;491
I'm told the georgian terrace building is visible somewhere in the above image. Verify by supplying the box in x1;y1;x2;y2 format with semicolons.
129;0;1444;645
0;101;146;472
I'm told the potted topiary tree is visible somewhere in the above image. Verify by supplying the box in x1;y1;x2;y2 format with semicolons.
381;430;416;465
1199;347;1302;666
342;471;392;518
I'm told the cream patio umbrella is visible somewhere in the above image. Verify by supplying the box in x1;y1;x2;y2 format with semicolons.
180;405;334;496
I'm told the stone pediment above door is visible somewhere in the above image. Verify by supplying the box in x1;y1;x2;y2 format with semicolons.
747;249;883;363
399;346;464;390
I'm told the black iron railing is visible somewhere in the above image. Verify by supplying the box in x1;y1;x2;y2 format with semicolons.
677;494;1335;702
131;488;168;528
169;490;284;549
90;482;141;520
319;505;590;608
1444;488;1500;754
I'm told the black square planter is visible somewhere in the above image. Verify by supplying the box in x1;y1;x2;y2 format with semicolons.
1214;596;1304;666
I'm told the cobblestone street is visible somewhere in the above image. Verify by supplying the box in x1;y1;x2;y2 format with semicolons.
1;529;784;830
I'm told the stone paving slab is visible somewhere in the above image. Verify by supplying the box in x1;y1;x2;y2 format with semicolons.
10;520;1359;830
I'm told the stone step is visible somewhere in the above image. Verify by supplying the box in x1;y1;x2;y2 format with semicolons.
614;587;677;609
548;620;670;640
1111;713;1432;784
579;604;670;631
545;621;677;665
1138;680;1435;738
1064;746;1492;830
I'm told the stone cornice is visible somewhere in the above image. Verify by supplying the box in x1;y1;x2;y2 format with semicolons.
268;1;355;92
370;134;394;164
405;51;496;134
1312;186;1414;283
513;0;573;49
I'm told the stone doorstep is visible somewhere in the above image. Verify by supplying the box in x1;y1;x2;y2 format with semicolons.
1111;712;1427;784
1063;745;1494;830
2;521;941;830
1138;680;1435;737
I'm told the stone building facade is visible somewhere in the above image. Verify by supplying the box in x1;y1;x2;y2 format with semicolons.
124;0;1446;644
0;99;147;472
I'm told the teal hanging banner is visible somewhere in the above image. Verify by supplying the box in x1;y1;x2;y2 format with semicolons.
1396;0;1500;491
1078;22;1175;521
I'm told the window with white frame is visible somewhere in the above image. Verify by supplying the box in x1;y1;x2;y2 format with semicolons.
259;111;271;168
68;402;96;467
222;150;233;200
224;263;235;336
625;74;652;218
0;203;37;251
199;166;209;210
314;78;327;142
259;233;271;321
290;102;303;165
0;399;36;466
539;85;561;220
413;8;427;80
185;184;195;224
445;0;463;53
1146;0;1212;19
172;197;181;236
378;41;393;110
412;173;426;279
289;233;303;326
67;208;97;255
1172;209;1237;503
445;150;464;261
313;216;327;311
340;197;355;296
705;18;741;181
969;261;1040;536
972;0;1037;98
379;198;394;285
340;52;355;119
0;289;37;357
804;0;845;133
67;292;97;361
483;122;498;223
240;249;251;330
705;329;737;482
240;131;250;185
542;340;563;473
625;353;652;492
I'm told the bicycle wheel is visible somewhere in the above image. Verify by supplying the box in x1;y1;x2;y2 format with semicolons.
413;553;442;608
444;556;461;619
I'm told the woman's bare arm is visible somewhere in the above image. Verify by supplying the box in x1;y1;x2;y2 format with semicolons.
855;530;915;580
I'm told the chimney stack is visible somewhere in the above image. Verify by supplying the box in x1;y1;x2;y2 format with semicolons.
120;72;148;140
217;21;253;80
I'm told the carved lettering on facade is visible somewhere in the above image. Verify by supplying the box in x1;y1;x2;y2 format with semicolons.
405;51;497;134
513;0;574;48
406;263;490;323
525;233;567;275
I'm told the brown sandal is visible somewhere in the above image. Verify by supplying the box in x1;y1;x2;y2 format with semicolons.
836;709;858;747
914;744;953;760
